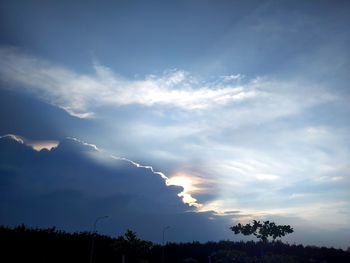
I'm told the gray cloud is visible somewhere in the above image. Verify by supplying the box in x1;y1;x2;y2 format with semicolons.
0;134;239;242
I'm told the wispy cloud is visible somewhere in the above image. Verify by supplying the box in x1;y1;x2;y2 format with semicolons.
0;47;262;118
0;47;334;120
0;134;24;144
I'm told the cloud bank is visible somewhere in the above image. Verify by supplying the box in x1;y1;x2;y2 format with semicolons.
67;136;202;208
0;134;235;242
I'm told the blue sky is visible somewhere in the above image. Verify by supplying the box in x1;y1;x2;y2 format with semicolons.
0;0;350;248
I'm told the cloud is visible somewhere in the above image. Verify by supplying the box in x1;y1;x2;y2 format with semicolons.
1;134;203;208
0;134;24;144
64;136;203;208
0;134;239;242
0;47;333;121
0;134;59;151
221;74;244;82
0;47;261;118
1;47;349;248
166;173;207;208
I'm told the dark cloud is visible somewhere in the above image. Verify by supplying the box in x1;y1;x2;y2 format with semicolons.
0;88;75;139
0;135;233;243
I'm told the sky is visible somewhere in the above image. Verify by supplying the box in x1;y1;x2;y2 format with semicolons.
0;0;350;248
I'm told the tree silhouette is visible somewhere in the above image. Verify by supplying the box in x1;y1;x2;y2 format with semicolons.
230;220;293;243
113;229;153;262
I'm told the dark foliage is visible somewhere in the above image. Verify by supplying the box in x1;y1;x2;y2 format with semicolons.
0;225;349;263
230;220;294;243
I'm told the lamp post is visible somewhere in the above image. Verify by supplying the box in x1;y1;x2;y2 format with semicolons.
162;226;170;263
89;216;108;263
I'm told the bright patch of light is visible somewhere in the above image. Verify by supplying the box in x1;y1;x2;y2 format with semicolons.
0;134;58;151
27;141;59;151
167;173;203;208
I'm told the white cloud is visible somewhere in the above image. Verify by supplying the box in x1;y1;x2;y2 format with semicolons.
221;74;244;81
0;134;25;144
0;47;334;121
0;47;264;118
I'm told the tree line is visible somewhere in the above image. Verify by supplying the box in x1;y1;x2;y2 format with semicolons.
0;225;349;263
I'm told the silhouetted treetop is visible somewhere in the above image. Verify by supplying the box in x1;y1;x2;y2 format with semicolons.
230;220;294;243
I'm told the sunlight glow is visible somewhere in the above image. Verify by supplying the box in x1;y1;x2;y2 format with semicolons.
27;141;59;151
166;173;203;208
0;134;58;151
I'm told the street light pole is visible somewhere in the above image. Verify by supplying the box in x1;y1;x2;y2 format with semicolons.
89;216;108;263
162;226;170;263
